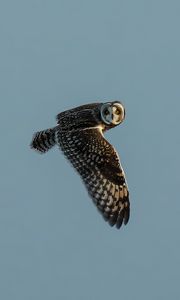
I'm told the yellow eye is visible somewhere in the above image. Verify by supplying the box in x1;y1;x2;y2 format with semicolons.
115;108;121;115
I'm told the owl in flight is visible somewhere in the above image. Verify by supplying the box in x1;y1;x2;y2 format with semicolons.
30;101;130;229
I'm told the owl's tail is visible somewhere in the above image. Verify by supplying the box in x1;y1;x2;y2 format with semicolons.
30;127;57;154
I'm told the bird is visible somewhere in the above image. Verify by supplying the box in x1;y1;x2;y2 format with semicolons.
30;101;130;229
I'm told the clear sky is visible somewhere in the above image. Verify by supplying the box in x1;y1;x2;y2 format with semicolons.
0;0;180;299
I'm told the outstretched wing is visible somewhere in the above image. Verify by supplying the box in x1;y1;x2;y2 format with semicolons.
56;128;130;229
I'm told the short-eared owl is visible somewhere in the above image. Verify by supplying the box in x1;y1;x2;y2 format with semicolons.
30;101;130;229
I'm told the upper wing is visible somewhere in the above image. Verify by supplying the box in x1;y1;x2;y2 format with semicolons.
56;127;130;229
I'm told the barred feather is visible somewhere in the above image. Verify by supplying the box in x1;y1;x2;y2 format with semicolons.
30;128;56;153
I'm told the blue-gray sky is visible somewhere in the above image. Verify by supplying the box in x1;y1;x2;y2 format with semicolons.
1;1;180;299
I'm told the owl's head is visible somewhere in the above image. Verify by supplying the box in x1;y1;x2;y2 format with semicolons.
56;100;125;131
100;101;125;126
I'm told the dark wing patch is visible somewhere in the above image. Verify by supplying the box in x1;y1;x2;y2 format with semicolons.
56;128;130;229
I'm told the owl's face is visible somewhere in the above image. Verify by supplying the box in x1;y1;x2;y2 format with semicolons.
100;101;125;126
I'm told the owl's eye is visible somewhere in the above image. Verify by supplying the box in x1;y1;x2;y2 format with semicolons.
104;109;109;115
115;108;122;115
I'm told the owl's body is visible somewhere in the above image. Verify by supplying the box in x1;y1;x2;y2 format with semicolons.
31;101;130;229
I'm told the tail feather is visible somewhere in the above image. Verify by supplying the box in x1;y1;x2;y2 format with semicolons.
30;127;56;153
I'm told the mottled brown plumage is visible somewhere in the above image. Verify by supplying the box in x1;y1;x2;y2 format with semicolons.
30;101;130;229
